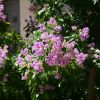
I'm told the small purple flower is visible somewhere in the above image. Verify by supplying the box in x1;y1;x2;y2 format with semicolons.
59;54;70;67
0;0;6;21
70;48;79;58
82;27;89;34
88;43;95;48
21;48;28;56
76;53;88;65
21;71;29;80
0;4;4;11
50;35;62;43
55;73;61;80
80;27;89;41
31;60;44;72
66;41;76;49
38;24;46;32
19;61;26;67
54;25;62;32
32;42;45;56
95;55;100;59
47;51;62;66
17;56;22;64
40;32;49;40
25;54;32;62
47;17;57;26
52;41;62;51
1;51;7;59
21;75;28;80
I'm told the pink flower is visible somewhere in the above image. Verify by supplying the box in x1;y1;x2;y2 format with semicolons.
21;71;29;80
47;17;57;26
59;54;70;67
47;51;62;66
40;32;49;41
76;53;88;65
1;51;7;59
21;75;28;80
95;55;100;59
80;27;89;41
19;61;26;67
50;35;62;43
32;42;45;56
31;60;44;72
66;41;76;49
82;27;89;34
0;0;6;21
38;24;46;32
17;56;22;64
52;41;62;51
25;54;32;62
54;25;62;32
88;43;95;48
70;48;79;58
21;48;28;56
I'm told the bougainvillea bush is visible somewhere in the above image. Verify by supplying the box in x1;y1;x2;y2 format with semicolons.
16;17;100;100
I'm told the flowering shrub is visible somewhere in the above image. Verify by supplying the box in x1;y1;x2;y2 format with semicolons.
16;17;100;99
0;1;31;99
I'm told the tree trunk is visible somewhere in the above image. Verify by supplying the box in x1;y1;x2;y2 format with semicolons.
87;68;96;100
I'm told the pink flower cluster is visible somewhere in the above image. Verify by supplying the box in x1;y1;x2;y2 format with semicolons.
0;46;8;68
80;27;89;41
17;17;89;81
16;48;44;80
0;0;6;21
38;17;62;33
